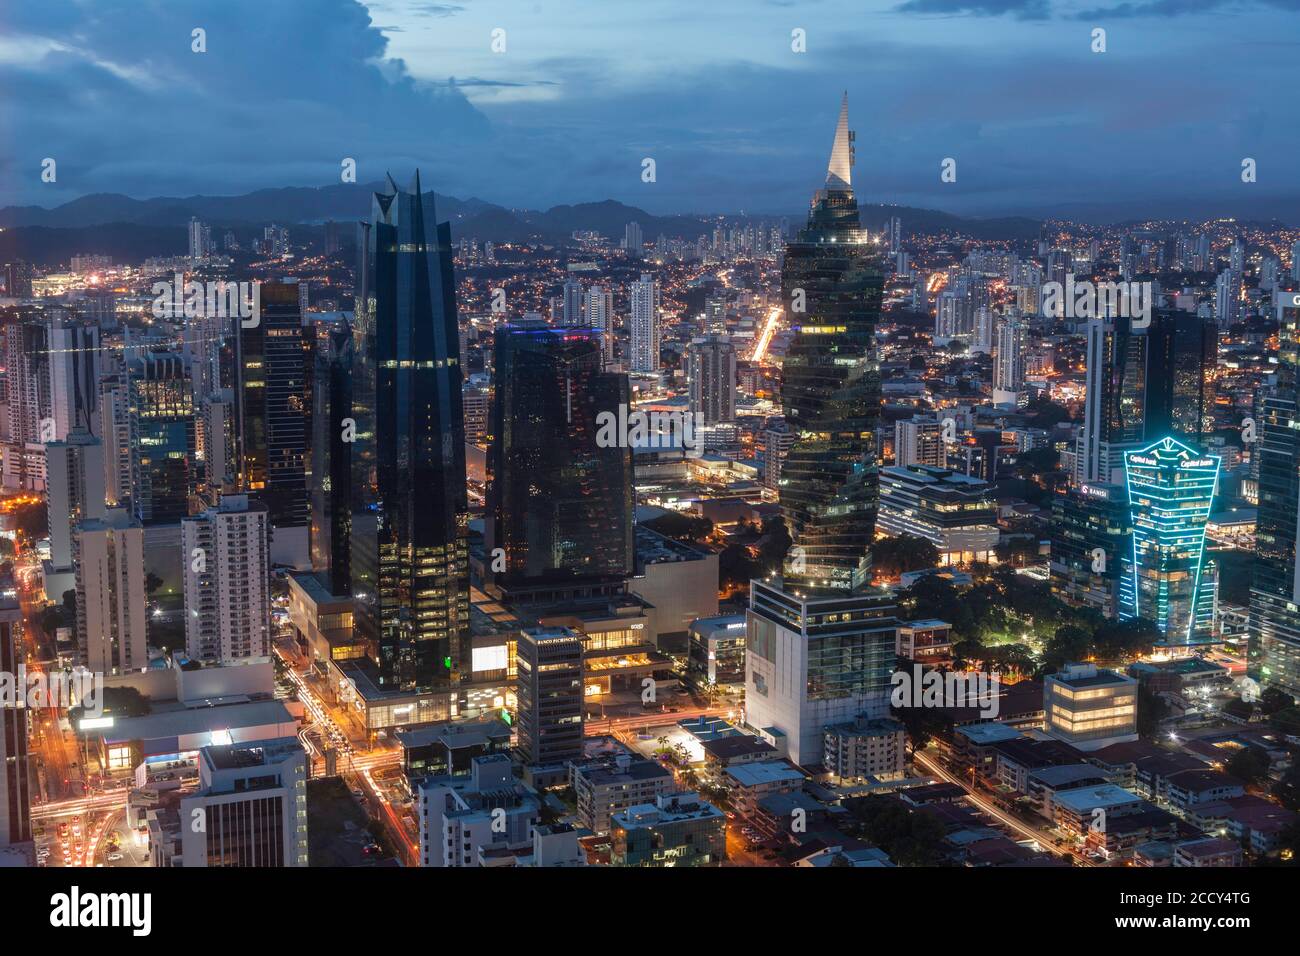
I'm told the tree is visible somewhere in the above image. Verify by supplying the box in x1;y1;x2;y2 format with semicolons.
643;512;713;544
1271;706;1300;738
144;572;164;597
1136;685;1168;738
1040;624;1091;674
718;543;761;591
1274;765;1300;813
872;535;940;580
756;517;792;574
1226;746;1271;787
1261;687;1296;717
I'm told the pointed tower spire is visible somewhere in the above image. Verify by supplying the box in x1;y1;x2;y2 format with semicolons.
825;92;853;192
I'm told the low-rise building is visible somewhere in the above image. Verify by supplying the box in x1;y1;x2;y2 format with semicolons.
1174;837;1243;868
822;715;906;784
610;792;727;867
571;752;676;834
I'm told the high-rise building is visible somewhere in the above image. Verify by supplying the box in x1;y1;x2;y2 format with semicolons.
1214;269;1241;328
1076;316;1148;486
309;317;353;596
1050;483;1130;619
128;350;195;524
351;173;470;693
561;280;584;326
44;429;106;571
180;737;308;867
776;92;884;593
761;419;794;500
992;315;1027;408
462;385;490;445
623;221;643;258
629;273;660;372
0;315;51;491
515;626;585;767
188;217;212;259
1120;436;1220;644
74;508;148;675
687;335;736;425
894;415;945;468
1250;293;1300;695
46;314;101;440
745;96;898;769
582;284;611;332
0;601;30;848
487;324;632;595
1145;310;1217;445
182;495;271;664
234;279;309;563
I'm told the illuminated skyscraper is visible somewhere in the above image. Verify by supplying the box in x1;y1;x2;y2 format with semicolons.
352;172;469;693
746;95;898;768
1120;436;1220;644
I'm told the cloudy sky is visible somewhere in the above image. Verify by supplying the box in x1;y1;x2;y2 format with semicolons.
1;0;1298;217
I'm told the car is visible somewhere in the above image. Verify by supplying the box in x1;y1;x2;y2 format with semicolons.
106;853;123;862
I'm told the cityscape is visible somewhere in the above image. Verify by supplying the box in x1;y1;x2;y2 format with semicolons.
0;0;1294;927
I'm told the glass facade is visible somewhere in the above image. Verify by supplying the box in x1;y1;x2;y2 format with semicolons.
1120;436;1220;643
1049;482;1131;618
309;317;353;595
128;350;195;524
487;324;632;589
351;172;469;692
778;101;885;594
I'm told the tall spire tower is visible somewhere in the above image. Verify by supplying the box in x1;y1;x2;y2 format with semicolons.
744;96;898;769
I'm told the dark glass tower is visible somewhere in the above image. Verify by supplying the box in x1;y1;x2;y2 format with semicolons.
1250;295;1300;694
1145;309;1217;445
779;94;885;593
487;323;633;597
234;279;308;529
352;172;469;693
310;316;353;596
128;350;195;524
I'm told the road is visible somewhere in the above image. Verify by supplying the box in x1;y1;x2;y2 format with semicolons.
912;747;1091;866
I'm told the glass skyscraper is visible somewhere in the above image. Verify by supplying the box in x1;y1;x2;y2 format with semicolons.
1120;436;1220;644
778;93;885;593
309;315;353;597
128;349;195;525
487;322;632;597
1250;293;1300;694
351;172;469;693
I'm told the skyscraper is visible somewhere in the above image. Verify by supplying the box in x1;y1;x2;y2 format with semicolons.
44;429;106;571
745;95;899;768
1076;315;1148;486
629;273;660;372
351;172;469;693
487;324;633;596
776;93;884;593
1145;309;1217;446
0;601;30;848
309;317;353;597
1250;293;1300;694
182;495;272;665
993;314;1027;408
74;508;148;675
515;626;585;767
687;335;736;425
1120;436;1220;644
128;350;195;525
234;279;309;563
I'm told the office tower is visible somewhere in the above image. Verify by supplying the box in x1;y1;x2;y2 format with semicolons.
44;430;106;570
46;315;100;439
1119;436;1220;644
182;495;271;664
629;273;660;372
1049;483;1130;619
993;314;1027;407
462;385;490;444
687;335;736;425
746;96;898;769
776;92;884;593
1214;269;1241;328
583;284;611;332
561;279;584;326
351;172;470;693
1250;294;1300;695
128;350;195;524
623;221;643;257
74;508;147;675
1145;310;1216;445
877;464;999;565
515;626;585;767
894;415;945;468
0;601;29;848
188;217;212;259
180;737;307;867
1043;663;1138;751
488;324;632;593
232;279;308;564
0;316;51;491
887;215;901;255
1076;316;1148;486
309;318;352;596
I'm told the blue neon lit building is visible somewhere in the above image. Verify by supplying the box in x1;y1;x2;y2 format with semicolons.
1119;436;1221;644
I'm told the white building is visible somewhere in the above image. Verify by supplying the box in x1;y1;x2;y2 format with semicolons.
1043;663;1138;752
894;415;945;468
993;315;1027;408
180;737;307;867
630;273;661;372
687;335;736;425
74;508;147;675
418;754;540;867
182;495;271;665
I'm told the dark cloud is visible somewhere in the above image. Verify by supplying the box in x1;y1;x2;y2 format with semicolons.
893;0;1051;18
